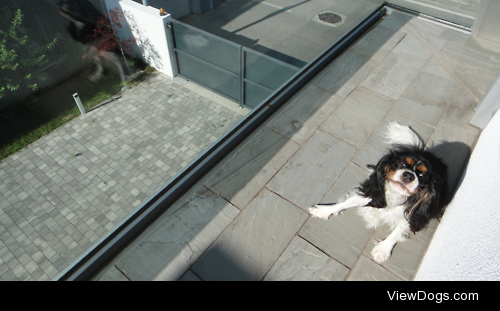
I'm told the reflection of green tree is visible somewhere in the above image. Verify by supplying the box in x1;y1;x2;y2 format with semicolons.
0;8;58;99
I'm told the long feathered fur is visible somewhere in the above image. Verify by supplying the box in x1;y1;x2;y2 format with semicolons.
356;123;448;233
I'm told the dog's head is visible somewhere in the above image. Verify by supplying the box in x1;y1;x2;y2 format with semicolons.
373;147;448;232
385;153;433;197
356;123;449;233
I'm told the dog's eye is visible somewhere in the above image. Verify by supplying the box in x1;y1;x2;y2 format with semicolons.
398;161;406;168
419;173;428;180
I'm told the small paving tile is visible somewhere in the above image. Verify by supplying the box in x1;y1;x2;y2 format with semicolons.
264;236;349;281
0;72;245;280
115;192;240;281
347;255;402;281
267;130;357;210
205;127;300;210
191;189;308;281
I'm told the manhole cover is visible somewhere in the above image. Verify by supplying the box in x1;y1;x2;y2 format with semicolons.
318;12;342;24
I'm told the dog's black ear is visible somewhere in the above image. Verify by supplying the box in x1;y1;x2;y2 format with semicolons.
406;151;448;232
405;185;444;233
356;152;395;208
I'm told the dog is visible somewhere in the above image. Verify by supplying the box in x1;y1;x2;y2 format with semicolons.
308;122;448;263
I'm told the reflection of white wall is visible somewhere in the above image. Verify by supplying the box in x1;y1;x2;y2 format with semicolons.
105;0;174;77
415;95;500;280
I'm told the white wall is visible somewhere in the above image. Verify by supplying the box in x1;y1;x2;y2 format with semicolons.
472;0;500;44
105;0;174;77
415;98;500;280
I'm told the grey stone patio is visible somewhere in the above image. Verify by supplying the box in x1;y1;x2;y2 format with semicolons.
0;72;247;281
95;10;500;281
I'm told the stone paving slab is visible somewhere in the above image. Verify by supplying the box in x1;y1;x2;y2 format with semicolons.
427;120;477;191
205;127;300;210
264;236;350;281
347;25;407;62
321;163;371;206
313;51;380;98
267;130;357;210
347;255;403;281
360;52;425;100
320;87;394;148
190;189;308;281
366;219;439;280
266;84;343;145
300;208;373;269
115;191;240;281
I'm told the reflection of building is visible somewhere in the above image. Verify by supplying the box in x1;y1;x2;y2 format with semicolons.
0;0;107;110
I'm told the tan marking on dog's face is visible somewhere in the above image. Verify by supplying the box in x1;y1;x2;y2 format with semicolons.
386;166;396;180
405;157;414;166
417;165;427;172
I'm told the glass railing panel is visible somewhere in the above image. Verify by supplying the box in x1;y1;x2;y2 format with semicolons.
0;0;384;280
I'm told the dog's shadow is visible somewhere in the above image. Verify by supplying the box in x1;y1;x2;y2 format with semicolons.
426;141;472;207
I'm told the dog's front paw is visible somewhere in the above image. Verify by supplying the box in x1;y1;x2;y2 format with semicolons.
308;205;335;220
371;243;391;263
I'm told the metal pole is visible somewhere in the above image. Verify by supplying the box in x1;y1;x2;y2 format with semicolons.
142;0;149;6
73;93;86;115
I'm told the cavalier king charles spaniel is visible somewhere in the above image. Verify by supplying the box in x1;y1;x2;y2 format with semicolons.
308;123;448;263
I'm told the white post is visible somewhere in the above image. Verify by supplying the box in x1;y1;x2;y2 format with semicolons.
142;0;149;6
73;93;86;115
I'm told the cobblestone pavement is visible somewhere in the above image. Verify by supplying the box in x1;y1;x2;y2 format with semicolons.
0;72;246;281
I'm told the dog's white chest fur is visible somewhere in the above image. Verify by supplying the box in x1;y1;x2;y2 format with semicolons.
384;181;408;207
357;182;408;230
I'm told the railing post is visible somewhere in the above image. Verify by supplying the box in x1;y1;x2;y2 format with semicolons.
73;93;86;115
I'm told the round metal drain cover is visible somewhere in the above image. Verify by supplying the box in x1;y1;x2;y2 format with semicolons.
318;12;342;24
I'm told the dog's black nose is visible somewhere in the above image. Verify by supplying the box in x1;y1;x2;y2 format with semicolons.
403;171;415;182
